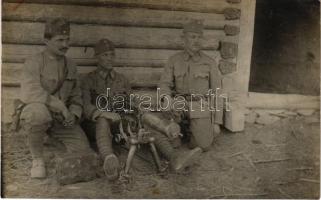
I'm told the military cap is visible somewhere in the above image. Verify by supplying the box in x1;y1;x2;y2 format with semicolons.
44;18;70;39
183;20;204;34
94;38;115;55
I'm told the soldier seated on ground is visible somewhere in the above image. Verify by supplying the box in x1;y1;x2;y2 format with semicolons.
18;18;93;179
80;39;202;181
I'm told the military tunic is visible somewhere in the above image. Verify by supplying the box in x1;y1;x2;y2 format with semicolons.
81;67;132;120
19;51;91;152
159;50;223;150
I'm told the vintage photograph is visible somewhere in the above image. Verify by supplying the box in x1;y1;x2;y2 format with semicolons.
1;0;320;198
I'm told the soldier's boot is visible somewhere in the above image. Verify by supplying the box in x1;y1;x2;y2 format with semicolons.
154;133;202;172
96;117;120;181
27;125;47;178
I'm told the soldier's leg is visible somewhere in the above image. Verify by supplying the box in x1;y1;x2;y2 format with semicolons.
96;117;120;180
189;118;214;152
151;127;202;172
81;117;119;180
20;103;52;178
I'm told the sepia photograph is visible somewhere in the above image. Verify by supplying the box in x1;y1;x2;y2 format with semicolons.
1;0;320;198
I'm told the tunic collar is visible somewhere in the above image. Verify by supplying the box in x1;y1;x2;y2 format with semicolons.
97;66;116;80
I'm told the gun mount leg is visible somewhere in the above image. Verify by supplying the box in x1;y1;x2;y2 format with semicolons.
150;142;166;172
124;144;137;175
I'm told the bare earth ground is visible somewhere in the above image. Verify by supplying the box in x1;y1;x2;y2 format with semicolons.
2;112;320;199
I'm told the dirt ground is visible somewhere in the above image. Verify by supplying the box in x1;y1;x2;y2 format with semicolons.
1;112;320;199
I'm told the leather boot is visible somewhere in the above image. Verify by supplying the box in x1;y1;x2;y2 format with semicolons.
103;154;120;181
96;118;120;180
153;132;202;172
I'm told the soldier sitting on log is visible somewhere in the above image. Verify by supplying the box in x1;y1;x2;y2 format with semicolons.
18;18;94;179
80;39;202;181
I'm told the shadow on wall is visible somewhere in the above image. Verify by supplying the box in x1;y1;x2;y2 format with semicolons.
249;0;320;95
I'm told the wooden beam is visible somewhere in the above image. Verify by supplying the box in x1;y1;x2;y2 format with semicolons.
223;0;256;132
234;0;256;93
3;3;239;29
2;44;221;67
3;0;240;13
2;63;163;88
3;22;238;49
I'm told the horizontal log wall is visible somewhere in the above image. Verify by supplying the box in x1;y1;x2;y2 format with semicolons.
4;0;240;13
2;0;241;122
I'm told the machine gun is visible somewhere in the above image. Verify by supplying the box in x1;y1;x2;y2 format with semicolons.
117;112;166;176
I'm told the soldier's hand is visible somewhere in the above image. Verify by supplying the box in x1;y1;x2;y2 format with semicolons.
61;108;71;121
63;112;76;127
94;111;121;123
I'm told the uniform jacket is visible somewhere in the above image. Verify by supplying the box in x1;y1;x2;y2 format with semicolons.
20;51;83;118
81;67;131;120
158;50;224;124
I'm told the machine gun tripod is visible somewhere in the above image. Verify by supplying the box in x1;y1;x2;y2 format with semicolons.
118;121;166;176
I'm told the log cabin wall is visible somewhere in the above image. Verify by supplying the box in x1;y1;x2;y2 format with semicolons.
2;0;256;131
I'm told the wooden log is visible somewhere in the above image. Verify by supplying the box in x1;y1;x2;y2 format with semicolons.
55;153;99;185
2;44;221;66
226;0;241;4
2;63;163;88
4;0;240;13
3;3;239;29
224;8;241;20
246;92;320;109
3;22;238;49
224;25;240;36
220;42;238;59
218;60;237;75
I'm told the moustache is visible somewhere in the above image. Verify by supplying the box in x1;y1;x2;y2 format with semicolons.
60;48;69;52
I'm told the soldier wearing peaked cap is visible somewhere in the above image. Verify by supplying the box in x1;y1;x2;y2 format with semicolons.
19;18;93;179
158;20;224;151
80;38;130;181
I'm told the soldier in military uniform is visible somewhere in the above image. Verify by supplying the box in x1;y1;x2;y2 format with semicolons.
158;20;224;151
19;18;93;178
81;39;202;180
80;39;129;181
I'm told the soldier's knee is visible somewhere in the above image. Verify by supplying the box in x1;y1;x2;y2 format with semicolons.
189;136;212;152
20;103;52;127
96;117;111;129
190;120;214;151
